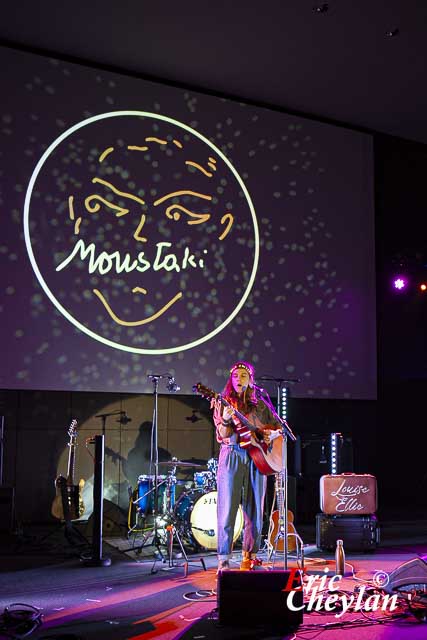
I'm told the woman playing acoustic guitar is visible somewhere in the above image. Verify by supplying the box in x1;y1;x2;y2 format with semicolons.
212;361;282;572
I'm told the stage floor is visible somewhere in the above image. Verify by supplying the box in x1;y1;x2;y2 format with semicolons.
0;519;427;640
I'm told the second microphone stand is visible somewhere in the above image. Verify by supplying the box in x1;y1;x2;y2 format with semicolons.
258;377;302;570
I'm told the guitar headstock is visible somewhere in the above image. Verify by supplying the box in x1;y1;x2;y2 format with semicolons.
192;382;219;401
68;419;78;442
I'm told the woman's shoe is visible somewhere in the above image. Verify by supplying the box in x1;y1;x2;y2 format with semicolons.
240;551;253;570
217;559;230;574
240;551;263;570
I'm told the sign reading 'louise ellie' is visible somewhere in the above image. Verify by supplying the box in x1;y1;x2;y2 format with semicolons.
320;474;378;515
24;111;259;354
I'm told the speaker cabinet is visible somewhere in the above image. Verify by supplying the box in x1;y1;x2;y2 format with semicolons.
0;487;15;533
85;499;128;538
217;570;303;630
316;513;379;551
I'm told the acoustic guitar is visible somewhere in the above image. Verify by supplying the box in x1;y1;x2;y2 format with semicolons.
268;471;297;552
193;382;283;475
51;419;85;521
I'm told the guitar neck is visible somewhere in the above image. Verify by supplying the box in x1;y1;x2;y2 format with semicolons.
275;472;285;512
220;396;257;431
67;443;76;485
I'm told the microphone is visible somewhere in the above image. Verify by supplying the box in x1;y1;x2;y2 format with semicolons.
166;376;180;393
117;412;132;424
192;526;215;536
147;373;180;392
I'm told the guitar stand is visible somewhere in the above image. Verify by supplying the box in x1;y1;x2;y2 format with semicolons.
38;518;89;553
267;480;304;572
63;519;90;549
269;532;305;572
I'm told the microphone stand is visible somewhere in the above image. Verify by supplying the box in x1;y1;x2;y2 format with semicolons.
147;374;206;576
122;374;170;563
95;410;129;437
257;376;299;570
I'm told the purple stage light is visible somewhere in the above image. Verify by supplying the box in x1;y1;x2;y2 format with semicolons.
393;276;407;290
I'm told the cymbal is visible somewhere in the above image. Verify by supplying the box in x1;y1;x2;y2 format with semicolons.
159;460;205;468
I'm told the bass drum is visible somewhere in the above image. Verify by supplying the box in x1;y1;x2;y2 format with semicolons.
174;489;243;550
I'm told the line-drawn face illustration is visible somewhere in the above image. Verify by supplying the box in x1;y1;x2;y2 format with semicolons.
24;111;259;354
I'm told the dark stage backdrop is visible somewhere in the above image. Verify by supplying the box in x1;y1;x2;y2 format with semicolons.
1;46;376;398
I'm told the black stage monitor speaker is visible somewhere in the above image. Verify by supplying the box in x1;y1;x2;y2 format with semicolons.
217;569;303;630
85;499;127;538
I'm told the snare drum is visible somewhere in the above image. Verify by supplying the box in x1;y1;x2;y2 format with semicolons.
174;489;243;550
135;475;175;516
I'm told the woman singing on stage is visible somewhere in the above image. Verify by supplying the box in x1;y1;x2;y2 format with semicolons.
212;360;282;571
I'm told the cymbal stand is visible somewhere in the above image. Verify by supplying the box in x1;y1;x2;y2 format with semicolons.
159;471;206;576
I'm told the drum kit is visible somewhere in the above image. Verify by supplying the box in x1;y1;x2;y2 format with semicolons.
128;457;243;552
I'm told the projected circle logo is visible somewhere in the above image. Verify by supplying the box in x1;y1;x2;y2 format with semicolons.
24;111;259;354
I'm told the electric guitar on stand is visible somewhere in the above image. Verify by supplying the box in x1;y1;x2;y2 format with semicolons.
193;382;283;475
51;419;85;521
